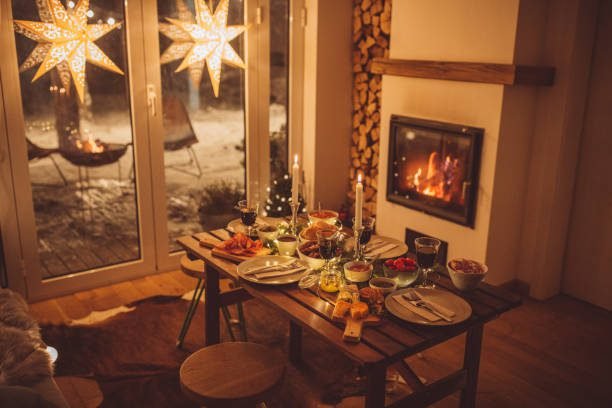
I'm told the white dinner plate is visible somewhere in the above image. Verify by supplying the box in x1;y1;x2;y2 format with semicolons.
346;235;408;259
227;217;284;235
237;255;310;285
384;287;472;326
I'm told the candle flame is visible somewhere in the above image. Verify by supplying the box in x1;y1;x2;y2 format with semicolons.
357;173;362;183
294;154;298;165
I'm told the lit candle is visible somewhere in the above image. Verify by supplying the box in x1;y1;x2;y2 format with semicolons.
292;154;299;204
355;173;363;230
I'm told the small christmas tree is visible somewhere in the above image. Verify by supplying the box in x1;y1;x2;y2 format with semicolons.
264;174;307;217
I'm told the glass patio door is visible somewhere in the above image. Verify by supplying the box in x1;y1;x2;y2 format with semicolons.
142;0;292;271
0;0;158;300
0;0;296;300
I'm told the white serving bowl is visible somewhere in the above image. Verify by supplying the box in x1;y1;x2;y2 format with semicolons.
308;210;339;226
276;234;298;256
296;242;326;270
298;222;339;243
447;258;488;291
256;225;279;242
343;261;373;283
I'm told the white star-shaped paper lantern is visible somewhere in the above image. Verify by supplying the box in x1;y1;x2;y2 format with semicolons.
14;0;124;102
159;0;246;97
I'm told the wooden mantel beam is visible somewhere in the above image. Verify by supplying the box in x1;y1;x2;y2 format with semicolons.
370;58;555;86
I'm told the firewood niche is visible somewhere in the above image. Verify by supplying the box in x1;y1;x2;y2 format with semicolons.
349;0;392;218
370;58;555;86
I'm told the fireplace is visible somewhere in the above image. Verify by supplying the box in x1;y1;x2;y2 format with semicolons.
386;115;483;227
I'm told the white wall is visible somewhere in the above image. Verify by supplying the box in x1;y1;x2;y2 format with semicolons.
376;0;523;284
375;0;600;294
302;0;352;211
563;0;612;311
516;0;599;298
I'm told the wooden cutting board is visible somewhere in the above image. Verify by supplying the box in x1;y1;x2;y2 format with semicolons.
210;248;263;263
196;230;271;263
331;301;381;343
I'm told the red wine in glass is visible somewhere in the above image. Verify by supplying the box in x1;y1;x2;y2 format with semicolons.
319;239;337;260
240;208;257;227
359;228;372;245
416;246;436;268
415;236;441;288
237;200;258;236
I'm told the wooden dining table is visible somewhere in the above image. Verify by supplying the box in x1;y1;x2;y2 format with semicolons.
177;229;521;408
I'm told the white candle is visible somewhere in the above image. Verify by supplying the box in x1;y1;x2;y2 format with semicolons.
292;154;299;204
355;173;363;230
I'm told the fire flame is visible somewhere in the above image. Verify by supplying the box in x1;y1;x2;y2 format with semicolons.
413;168;422;187
75;137;104;153
405;151;463;203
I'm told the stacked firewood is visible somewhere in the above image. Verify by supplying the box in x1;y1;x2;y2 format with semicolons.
349;0;391;217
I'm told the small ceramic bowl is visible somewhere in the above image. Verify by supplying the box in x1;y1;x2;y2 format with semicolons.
276;234;298;256
308;210;339;226
343;260;373;283
256;225;279;242
447;258;488;291
368;277;398;295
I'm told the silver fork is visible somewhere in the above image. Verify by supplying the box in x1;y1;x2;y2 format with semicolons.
403;291;453;322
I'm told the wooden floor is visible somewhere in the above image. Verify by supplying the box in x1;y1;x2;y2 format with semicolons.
33;181;141;280
29;271;612;407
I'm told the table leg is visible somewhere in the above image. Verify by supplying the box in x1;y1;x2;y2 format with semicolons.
289;321;302;365
460;323;484;408
204;266;220;346
364;364;386;408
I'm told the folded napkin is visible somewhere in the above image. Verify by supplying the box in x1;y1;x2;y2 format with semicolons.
243;261;296;275
366;243;398;256
254;266;306;280
412;291;456;318
365;238;383;248
392;295;441;322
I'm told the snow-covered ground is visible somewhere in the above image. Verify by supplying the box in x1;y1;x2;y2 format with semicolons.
26;103;286;276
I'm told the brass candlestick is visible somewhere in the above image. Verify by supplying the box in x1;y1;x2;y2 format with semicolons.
353;225;365;261
289;201;299;235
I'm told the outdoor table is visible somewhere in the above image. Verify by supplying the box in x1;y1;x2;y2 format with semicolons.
177;230;521;408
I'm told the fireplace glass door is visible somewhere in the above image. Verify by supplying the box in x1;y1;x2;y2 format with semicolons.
387;115;483;227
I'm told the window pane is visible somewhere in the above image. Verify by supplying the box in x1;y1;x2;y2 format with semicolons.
270;0;289;181
12;0;140;279
264;0;292;218
157;0;246;251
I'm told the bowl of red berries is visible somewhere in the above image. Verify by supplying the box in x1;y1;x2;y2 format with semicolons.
383;257;419;287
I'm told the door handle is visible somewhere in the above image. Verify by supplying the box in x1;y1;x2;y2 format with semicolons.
147;84;157;117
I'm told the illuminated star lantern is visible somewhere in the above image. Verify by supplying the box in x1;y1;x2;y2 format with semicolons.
14;0;124;103
159;0;246;97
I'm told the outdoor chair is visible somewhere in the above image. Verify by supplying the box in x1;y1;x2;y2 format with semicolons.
162;94;202;178
26;138;67;185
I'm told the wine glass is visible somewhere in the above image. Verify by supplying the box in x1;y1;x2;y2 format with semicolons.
237;200;258;237
316;229;342;293
356;216;376;246
415;237;441;288
352;216;375;260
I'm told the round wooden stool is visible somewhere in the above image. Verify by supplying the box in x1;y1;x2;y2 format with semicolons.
180;342;285;408
177;256;247;347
